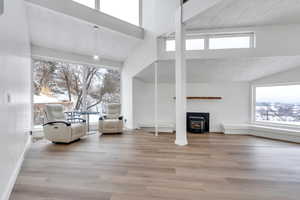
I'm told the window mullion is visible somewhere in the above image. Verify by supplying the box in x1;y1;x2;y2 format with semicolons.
95;0;100;10
204;35;209;50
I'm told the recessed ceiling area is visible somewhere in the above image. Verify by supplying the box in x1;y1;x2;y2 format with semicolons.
26;3;141;62
135;56;300;83
187;0;300;29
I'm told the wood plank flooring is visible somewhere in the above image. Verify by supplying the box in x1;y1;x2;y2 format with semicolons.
10;131;300;200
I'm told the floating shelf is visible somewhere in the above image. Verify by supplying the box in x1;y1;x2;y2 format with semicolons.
187;97;222;100
173;97;222;100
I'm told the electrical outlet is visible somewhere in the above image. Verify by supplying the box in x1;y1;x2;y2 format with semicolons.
3;91;11;104
6;93;11;103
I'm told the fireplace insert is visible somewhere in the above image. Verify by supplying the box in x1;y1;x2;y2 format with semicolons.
187;112;210;133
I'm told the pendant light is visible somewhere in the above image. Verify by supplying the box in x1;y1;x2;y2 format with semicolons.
93;25;100;60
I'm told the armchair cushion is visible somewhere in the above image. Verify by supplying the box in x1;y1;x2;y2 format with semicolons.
44;104;65;122
99;104;123;134
43;104;87;143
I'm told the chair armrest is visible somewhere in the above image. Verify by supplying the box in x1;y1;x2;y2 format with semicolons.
43;121;71;127
99;115;107;120
70;118;86;123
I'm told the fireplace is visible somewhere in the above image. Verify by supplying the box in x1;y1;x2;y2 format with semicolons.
187;112;210;133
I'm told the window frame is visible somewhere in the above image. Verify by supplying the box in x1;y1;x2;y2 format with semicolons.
164;35;206;52
31;57;121;130
73;0;142;26
251;82;300;129
208;32;255;50
164;32;255;52
185;35;206;51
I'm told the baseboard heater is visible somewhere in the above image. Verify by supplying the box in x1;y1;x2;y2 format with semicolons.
138;123;175;133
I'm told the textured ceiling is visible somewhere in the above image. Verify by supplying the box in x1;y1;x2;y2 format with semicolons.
187;0;300;29
26;3;141;62
135;56;300;83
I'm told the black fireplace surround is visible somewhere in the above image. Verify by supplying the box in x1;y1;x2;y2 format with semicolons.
187;112;210;133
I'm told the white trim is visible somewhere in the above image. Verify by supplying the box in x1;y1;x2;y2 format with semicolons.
1;136;32;200
163;32;255;52
251;82;300;128
139;0;143;27
154;61;158;136
26;0;144;39
223;123;300;143
30;57;34;131
251;81;300;87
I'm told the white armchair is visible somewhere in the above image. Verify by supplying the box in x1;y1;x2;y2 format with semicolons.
43;104;87;143
99;104;123;134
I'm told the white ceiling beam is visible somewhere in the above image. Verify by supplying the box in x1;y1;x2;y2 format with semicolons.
25;0;144;39
182;0;223;23
31;45;123;69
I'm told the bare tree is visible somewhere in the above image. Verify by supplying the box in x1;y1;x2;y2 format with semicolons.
33;59;120;112
87;69;120;110
33;60;56;95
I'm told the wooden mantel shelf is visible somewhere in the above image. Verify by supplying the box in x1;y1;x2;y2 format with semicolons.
187;97;222;100
173;97;222;100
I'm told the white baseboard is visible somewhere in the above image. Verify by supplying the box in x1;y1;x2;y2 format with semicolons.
250;131;300;143
1;136;32;200
223;123;300;143
138;122;175;133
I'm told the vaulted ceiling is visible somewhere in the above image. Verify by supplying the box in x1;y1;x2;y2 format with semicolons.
135;56;300;83
187;0;300;29
26;3;142;63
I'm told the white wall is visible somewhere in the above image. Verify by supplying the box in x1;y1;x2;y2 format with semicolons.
0;0;31;199
133;81;250;132
143;0;180;35
187;83;250;132
252;66;300;85
122;0;180;129
133;79;176;128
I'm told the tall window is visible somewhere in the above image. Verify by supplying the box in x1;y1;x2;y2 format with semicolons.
254;84;300;126
100;0;140;26
73;0;140;26
33;59;120;126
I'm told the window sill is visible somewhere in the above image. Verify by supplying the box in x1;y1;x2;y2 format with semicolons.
223;123;300;138
253;121;300;131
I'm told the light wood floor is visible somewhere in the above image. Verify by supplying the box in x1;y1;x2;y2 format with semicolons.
10;131;300;200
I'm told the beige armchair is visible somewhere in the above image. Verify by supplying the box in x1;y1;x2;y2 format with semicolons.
99;104;123;134
43;104;87;143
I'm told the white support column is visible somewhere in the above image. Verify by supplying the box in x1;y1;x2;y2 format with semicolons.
95;0;100;10
175;5;188;146
154;62;158;136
